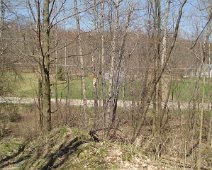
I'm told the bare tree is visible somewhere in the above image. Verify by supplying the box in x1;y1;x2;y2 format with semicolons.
131;0;188;145
197;1;212;169
90;0;100;128
105;0;120;129
74;0;87;125
110;3;133;131
100;0;106;111
26;0;60;132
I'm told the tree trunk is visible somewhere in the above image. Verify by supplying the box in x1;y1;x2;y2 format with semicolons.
106;0;119;129
197;1;212;168
55;26;58;106
38;77;43;130
41;0;51;132
92;0;99;128
197;75;205;170
111;4;133;131
74;0;87;125
100;0;106;121
0;0;4;39
152;0;162;158
64;24;70;105
131;0;187;143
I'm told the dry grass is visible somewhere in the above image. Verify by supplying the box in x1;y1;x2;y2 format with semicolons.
2;104;86;139
1;104;211;169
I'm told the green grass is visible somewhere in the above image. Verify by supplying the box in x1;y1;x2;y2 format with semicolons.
171;78;212;102
6;72;212;102
0;138;23;158
52;76;94;99
11;72;140;100
6;72;93;99
15;73;38;97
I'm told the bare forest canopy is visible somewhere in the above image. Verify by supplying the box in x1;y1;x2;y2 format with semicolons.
2;21;206;76
1;0;211;75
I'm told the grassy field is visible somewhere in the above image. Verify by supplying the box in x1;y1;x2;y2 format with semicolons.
6;72;138;100
171;78;212;102
5;72;212;102
11;73;94;99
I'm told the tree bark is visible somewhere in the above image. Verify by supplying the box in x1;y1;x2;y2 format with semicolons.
42;0;51;132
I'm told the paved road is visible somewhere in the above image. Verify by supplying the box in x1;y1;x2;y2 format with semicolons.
0;97;96;106
0;97;211;110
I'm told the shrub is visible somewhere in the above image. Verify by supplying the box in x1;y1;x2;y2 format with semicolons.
57;66;66;81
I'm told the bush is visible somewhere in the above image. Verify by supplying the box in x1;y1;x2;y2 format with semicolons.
57;66;66;81
0;104;21;137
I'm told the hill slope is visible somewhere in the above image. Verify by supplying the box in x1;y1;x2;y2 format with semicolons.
0;126;205;170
